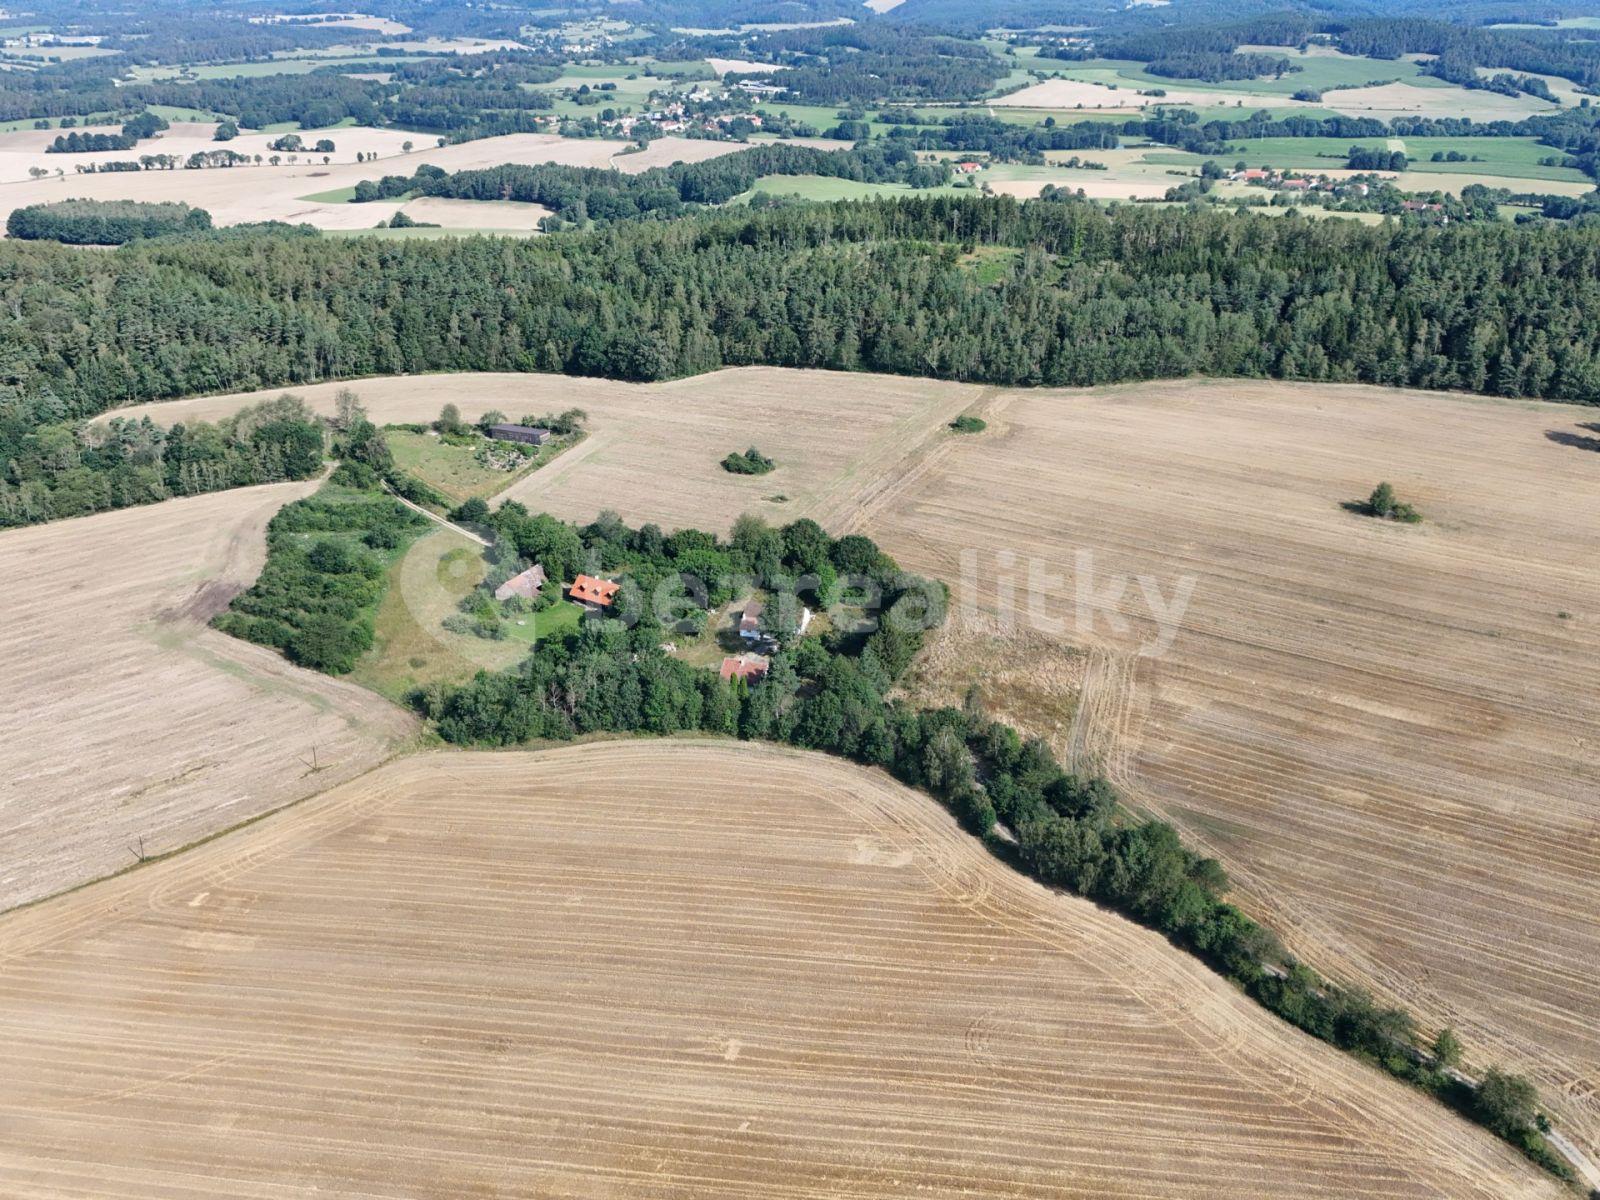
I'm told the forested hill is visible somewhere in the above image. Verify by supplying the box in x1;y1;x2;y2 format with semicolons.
5;195;1600;440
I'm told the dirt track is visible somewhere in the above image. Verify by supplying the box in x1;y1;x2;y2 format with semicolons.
0;743;1562;1199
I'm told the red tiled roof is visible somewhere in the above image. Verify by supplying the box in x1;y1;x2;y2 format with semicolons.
720;654;770;682
569;575;620;607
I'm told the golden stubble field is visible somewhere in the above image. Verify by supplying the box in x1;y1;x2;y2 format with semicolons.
76;368;1600;1173
847;378;1600;1160
103;368;983;534
0;481;415;913
0;742;1562;1199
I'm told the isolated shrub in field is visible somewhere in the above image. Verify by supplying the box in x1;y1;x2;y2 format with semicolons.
721;447;776;475
950;415;987;433
1362;481;1422;523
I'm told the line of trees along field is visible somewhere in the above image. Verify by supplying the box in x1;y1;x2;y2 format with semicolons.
350;142;952;224
7;200;212;245
0;397;323;528
217;490;1575;1183
5;194;1600;440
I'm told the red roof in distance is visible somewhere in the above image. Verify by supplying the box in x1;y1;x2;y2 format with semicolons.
569;575;620;607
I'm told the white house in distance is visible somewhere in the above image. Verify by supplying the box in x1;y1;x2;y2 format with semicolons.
738;598;765;641
494;564;547;602
737;596;813;644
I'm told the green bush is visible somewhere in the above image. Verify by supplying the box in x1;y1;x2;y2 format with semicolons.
721;447;776;475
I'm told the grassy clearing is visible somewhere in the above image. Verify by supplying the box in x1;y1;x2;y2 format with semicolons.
129;56;398;82
299;185;360;203
352;530;523;701
387;428;580;507
959;245;1022;284
506;600;584;644
1146;135;1590;184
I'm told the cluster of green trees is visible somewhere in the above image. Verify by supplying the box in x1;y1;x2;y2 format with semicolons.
7;193;1600;434
410;511;939;741
1345;145;1409;171
44;109;168;154
230;497;1565;1180
0;396;323;529
672;24;1007;104
1355;481;1423;523
349;142;948;226
1146;51;1297;82
214;479;429;674
6;199;212;245
721;447;776;475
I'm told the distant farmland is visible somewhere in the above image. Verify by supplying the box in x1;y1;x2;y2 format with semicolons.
0;743;1559;1199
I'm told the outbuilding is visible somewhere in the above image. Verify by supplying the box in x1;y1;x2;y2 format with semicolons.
720;654;770;683
487;423;551;446
494;564;547;602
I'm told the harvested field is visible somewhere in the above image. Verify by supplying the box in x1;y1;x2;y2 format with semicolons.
0;121;420;184
0;482;415;914
993;77;1301;110
0;133;739;229
704;57;788;75
98;369;981;534
394;196;551;230
1322;81;1555;121
850;379;1600;1160
0;742;1561;1199
84;371;1600;1160
611;135;750;173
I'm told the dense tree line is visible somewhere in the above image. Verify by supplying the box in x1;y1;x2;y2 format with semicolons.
1336;17;1600;90
350;142;948;224
5;194;1600;430
230;496;1569;1181
682;24;1007;104
6;199;212;245
0;396;322;529
1345;146;1409;171
99;13;364;66
135;74;384;131
1146;51;1298;83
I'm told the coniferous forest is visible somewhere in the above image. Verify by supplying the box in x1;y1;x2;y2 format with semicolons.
4;193;1599;450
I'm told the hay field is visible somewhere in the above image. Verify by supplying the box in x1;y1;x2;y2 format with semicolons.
98;369;981;534
0;742;1560;1200
1321;81;1554;121
395;196;551;231
850;379;1600;1157
0;483;415;914
0;133;740;230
